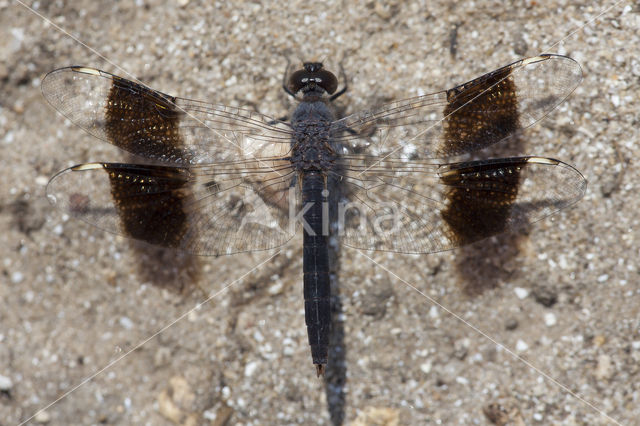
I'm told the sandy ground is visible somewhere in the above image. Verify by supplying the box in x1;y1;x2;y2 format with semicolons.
1;0;639;425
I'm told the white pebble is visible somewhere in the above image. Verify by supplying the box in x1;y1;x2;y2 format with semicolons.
34;410;50;423
0;374;13;390
252;331;264;343
11;271;24;284
224;75;237;87
455;376;469;385
244;361;259;377
203;409;216;421
514;287;529;299
429;305;439;318
515;339;529;352
558;255;568;269
544;312;557;327
221;386;230;399
268;280;283;295
283;345;295;356
119;317;133;330
611;94;620;107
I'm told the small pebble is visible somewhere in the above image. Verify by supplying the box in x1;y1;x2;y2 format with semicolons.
594;354;612;380
593;335;606;347
429;305;439;318
169;376;194;405
544;312;557;327
453;338;469;360
244;360;259;377
118;317;133;330
0;374;13;391
533;286;558;307
610;94;620;107
455;376;469;385
515;339;529;352
505;318;519;330
34;410;50;423
514;287;529;299
267;280;283;295
11;271;24;284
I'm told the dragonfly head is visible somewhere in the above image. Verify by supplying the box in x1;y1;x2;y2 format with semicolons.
288;62;338;96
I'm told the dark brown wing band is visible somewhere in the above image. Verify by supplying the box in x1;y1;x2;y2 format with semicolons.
105;75;187;162
73;163;193;248
440;157;524;245
440;65;518;157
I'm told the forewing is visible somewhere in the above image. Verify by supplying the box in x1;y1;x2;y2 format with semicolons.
46;159;299;255
331;156;586;253
41;67;292;165
331;55;582;159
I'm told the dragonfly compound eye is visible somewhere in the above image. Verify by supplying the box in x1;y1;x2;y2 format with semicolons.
288;63;338;95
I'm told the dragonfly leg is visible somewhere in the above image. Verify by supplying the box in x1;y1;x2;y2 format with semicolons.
329;62;348;102
282;58;297;98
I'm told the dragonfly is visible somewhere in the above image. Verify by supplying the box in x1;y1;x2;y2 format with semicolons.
42;54;586;376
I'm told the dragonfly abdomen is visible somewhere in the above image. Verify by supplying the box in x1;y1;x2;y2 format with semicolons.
301;171;331;375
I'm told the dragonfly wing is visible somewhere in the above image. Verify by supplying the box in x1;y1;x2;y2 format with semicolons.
331;55;582;159
41;66;292;165
46;158;299;255
331;155;586;253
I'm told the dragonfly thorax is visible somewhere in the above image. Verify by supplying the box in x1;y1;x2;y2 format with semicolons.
290;122;336;172
290;102;336;172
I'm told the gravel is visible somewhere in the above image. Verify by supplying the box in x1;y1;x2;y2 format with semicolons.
1;0;639;424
